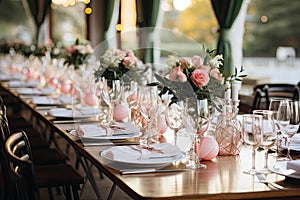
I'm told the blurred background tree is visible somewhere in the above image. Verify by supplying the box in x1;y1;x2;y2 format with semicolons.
244;0;300;57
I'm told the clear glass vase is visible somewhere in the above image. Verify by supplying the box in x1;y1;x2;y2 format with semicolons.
215;100;242;156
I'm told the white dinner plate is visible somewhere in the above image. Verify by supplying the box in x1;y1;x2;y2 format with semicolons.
48;107;101;118
271;161;300;179
32;96;76;105
16;87;55;95
100;143;184;169
7;80;40;88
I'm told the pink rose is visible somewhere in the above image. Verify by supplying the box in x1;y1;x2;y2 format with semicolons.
169;66;187;82
199;64;211;73
179;57;191;69
66;46;76;53
192;56;202;68
191;69;209;88
210;68;224;84
122;56;137;69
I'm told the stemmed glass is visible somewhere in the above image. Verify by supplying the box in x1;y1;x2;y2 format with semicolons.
269;98;285;156
278;100;299;160
122;81;138;122
103;80;122;125
165;100;184;146
242;114;262;174
253;110;276;174
183;97;209;169
137;85;159;145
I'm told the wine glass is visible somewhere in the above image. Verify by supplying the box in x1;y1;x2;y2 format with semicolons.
103;80;122;125
253;110;276;174
269;98;286;156
137;85;159;145
165;100;184;146
279;100;299;160
183;97;210;169
122;81;138;122
242;114;262;175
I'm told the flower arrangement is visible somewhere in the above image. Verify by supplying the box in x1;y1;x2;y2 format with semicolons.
63;38;94;70
94;48;148;84
155;49;245;104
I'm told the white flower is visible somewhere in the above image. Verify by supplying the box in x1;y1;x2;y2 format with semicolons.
208;55;223;68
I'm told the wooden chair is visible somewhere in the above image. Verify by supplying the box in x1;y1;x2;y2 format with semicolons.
0;104;66;165
4;130;84;200
251;83;300;112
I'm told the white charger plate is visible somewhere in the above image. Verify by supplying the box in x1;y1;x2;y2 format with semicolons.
271;161;300;179
100;143;184;169
48;107;101;118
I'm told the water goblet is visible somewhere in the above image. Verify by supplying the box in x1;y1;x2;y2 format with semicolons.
122;81;138;122
183;97;210;169
165;100;184;146
105;80;123;125
137;85;159;145
269;98;286;156
253;110;276;174
279;100;299;160
242;114;263;175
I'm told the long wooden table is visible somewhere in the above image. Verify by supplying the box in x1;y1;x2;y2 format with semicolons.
1;82;300;200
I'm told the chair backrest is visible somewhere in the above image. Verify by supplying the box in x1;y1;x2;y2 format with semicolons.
251;83;300;112
4;131;38;200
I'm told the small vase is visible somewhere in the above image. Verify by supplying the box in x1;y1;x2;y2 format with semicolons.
215;100;242;156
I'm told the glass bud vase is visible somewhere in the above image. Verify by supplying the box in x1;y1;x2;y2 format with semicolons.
215;100;242;156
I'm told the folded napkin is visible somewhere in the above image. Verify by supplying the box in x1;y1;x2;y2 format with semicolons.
49;107;101;118
280;134;300;149
16;87;55;95
104;143;181;160
286;160;300;176
290;134;300;145
78;122;140;137
8;80;40;87
32;96;74;105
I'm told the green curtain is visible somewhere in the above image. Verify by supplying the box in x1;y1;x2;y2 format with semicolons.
138;0;160;64
103;0;120;50
211;0;243;76
22;0;51;45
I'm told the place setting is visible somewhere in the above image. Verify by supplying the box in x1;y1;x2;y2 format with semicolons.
99;142;185;170
32;95;76;106
47;106;102;119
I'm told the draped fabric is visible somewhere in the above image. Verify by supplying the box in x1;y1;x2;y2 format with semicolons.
138;0;161;64
22;0;51;45
211;0;243;76
103;0;120;50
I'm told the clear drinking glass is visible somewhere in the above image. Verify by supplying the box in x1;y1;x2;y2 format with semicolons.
269;98;286;156
137;85;159;145
183;97;209;169
165;100;184;146
279;100;299;160
103;80;122;125
122;81;138;122
242;114;262;175
253;110;276;174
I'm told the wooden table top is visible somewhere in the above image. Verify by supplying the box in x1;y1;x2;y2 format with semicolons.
1;82;300;200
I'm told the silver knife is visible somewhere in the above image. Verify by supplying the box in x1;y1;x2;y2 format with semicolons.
120;168;189;175
256;173;284;190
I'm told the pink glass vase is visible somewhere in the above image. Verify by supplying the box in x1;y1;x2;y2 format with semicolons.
215;100;242;156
